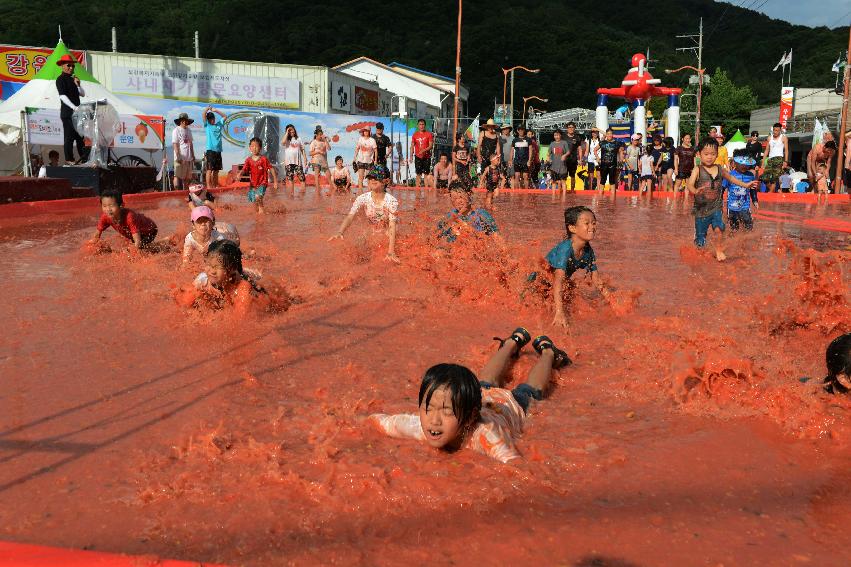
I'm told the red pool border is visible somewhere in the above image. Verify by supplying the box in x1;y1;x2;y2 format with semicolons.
0;541;227;566
0;183;847;221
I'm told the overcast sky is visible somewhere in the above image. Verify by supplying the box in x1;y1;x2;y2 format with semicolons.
719;0;851;28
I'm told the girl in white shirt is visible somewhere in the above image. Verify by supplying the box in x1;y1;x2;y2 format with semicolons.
352;127;377;192
329;163;399;263
281;124;308;194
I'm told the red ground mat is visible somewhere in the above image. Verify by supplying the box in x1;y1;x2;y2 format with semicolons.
0;542;227;566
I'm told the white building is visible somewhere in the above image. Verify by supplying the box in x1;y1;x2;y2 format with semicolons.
749;87;843;135
333;57;469;120
86;50;393;115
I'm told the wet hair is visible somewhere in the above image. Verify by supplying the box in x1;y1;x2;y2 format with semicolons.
824;140;837;150
418;363;482;427
99;190;123;206
249;136;262;146
697;137;719;152
564;205;595;239
206;239;243;275
334;155;343;163
448;179;469;193
284;124;298;143
825;334;851;392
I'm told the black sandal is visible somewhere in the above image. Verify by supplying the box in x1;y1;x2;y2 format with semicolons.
532;335;572;369
493;327;532;357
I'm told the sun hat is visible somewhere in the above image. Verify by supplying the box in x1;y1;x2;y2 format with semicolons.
365;163;390;181
360;125;371;133
55;54;76;67
191;205;215;222
174;112;194;125
732;155;756;167
500;124;512;130
483;118;499;129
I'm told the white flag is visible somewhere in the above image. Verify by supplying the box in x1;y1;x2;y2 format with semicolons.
773;51;787;72
784;49;793;66
832;57;846;73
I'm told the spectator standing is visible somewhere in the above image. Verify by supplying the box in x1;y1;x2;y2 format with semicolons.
745;131;763;165
563;122;584;192
499;124;514;188
373;122;391;168
673;133;696;193
527;130;541;185
761;123;789;193
410;119;434;188
202;106;226;189
477;119;501;172
54;54;87;165
172;113;196;190
309;126;331;194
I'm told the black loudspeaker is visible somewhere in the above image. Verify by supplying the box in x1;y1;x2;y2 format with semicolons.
252;114;280;164
44;166;157;195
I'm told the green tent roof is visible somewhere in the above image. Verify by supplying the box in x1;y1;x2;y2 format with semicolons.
32;41;97;83
727;129;747;144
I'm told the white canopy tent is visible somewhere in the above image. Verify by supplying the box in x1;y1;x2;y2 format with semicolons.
0;41;149;175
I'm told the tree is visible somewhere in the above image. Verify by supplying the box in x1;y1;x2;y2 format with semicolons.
697;68;758;139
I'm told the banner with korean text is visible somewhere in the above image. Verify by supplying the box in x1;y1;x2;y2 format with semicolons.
24;107;165;150
779;86;795;130
110;67;300;109
0;45;86;101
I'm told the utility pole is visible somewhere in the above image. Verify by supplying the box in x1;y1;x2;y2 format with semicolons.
676;17;704;142
835;25;851;193
452;0;462;144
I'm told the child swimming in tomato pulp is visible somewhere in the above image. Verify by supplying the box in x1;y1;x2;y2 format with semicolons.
370;329;570;463
824;333;851;395
547;205;611;328
90;190;158;250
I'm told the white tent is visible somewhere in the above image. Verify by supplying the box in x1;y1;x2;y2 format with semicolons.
0;41;145;145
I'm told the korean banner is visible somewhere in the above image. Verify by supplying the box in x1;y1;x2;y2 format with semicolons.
779;87;795;130
0;45;86;101
111;67;300;109
354;86;379;112
25;107;165;150
0;45;86;83
330;80;351;112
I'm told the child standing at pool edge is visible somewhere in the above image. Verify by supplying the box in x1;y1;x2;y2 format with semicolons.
547;206;612;328
369;328;570;463
242;137;279;214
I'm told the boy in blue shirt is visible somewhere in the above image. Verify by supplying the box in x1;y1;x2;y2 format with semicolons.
438;181;499;243
202;105;226;189
723;155;759;232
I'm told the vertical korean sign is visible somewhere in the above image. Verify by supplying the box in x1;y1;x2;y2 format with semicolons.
778;86;795;130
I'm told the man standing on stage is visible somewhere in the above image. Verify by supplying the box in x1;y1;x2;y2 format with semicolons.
55;54;87;165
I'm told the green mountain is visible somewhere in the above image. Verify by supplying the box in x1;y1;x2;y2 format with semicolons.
1;0;846;119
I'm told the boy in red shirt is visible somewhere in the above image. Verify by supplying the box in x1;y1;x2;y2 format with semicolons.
90;190;158;250
410;119;434;188
241;137;279;214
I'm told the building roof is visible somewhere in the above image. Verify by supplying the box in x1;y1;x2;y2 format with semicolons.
387;62;454;83
334;56;464;97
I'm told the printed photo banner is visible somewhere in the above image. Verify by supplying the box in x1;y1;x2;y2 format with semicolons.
354;86;379;112
110;93;431;178
25;107;165;149
111;67;300;109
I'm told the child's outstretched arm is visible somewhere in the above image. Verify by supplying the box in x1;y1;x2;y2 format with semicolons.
721;168;756;189
386;215;399;263
330;213;356;241
590;270;611;300
552;268;568;327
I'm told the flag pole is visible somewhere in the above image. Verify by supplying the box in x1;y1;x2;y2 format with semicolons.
835;28;851;192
